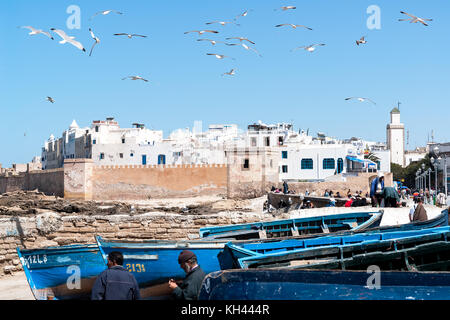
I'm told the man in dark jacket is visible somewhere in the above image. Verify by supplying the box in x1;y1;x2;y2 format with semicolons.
91;251;141;300
168;250;206;300
382;186;400;207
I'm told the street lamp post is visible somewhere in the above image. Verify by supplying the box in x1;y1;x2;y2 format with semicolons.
431;157;438;194
444;155;448;197
421;163;426;191
434;146;448;199
417;168;422;191
428;168;432;193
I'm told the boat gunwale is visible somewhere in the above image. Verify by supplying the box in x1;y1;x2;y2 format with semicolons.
199;211;382;237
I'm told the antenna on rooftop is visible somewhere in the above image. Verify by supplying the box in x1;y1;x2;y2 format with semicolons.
397;101;401;111
407;130;409;149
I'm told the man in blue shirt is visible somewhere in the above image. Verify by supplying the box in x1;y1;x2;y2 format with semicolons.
370;174;384;207
91;251;141;300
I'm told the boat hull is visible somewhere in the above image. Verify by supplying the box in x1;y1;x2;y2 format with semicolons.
16;244;106;300
198;269;450;300
199;211;383;240
96;236;226;299
221;226;450;270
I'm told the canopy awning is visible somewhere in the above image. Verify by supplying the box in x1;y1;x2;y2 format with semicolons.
346;156;377;168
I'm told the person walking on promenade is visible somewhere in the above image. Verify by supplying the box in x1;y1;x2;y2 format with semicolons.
370;174;384;207
169;250;206;300
283;180;289;194
91;251;141;300
411;197;428;222
425;188;430;204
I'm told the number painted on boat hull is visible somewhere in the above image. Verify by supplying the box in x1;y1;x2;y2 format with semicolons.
125;263;146;273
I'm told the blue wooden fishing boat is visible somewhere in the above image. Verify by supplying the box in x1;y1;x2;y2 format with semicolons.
95;236;226;299
16;244;106;300
199;210;383;240
219;226;450;270
198;269;450;300
361;208;448;233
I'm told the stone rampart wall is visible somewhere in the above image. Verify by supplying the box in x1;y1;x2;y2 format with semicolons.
0;210;275;277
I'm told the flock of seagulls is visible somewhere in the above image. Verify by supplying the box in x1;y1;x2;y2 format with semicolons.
19;9;151;103
19;6;433;106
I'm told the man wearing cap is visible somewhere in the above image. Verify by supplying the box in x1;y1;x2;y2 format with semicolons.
168;250;206;300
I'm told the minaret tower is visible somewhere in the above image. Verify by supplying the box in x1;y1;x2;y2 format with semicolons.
386;107;405;167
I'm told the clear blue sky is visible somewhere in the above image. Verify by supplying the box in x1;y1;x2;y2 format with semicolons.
1;0;449;167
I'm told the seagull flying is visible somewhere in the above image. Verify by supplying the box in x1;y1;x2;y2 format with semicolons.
275;24;313;30
356;36;367;46
275;6;296;11
20;26;54;40
345;97;376;105
225;37;255;44
234;10;253;21
114;33;147;39
197;39;226;45
291;44;326;52
89;28;100;56
399;11;432;26
206;21;239;26
184;30;219;35
91;10;123;20
207;53;235;60
227;43;262;57
46;96;55;103
122;76;149;82
222;69;236;76
51;28;86;52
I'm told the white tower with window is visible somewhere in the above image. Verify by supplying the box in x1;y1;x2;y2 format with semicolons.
386;107;405;167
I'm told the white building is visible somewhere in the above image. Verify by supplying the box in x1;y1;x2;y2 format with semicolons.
404;147;427;167
40;118;391;181
386;107;405;167
42;118;241;168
